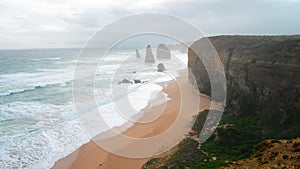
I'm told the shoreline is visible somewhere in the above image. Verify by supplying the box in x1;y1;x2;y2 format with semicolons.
52;71;211;169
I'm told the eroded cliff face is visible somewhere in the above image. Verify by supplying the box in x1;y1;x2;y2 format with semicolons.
188;35;300;131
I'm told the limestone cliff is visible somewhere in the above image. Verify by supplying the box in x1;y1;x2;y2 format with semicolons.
157;44;171;59
145;45;155;63
188;35;300;131
136;49;141;59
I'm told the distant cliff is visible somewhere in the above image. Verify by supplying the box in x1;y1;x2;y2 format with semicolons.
143;35;300;169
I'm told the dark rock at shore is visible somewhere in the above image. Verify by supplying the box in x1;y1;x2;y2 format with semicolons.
134;79;142;83
135;49;141;59
157;63;166;72
119;79;149;84
157;44;171;59
145;45;155;63
118;79;133;84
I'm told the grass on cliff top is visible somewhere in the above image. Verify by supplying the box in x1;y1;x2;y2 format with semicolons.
144;97;300;169
147;110;264;169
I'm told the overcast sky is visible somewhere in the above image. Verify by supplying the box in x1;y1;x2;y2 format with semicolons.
0;0;299;49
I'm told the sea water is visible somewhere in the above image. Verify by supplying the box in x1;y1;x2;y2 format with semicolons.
0;48;187;169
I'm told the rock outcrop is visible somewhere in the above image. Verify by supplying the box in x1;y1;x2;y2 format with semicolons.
157;63;166;72
134;79;141;83
135;49;141;59
157;44;171;59
145;45;155;63
119;79;148;84
118;79;132;84
223;138;300;169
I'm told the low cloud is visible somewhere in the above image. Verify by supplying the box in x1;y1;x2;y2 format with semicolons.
0;0;299;49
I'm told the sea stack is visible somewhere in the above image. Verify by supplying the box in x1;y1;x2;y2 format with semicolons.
157;63;166;72
145;45;155;63
135;49;141;59
156;44;171;59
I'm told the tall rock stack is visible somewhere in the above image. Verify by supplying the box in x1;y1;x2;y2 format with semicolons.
156;44;171;59
145;45;155;63
135;49;141;59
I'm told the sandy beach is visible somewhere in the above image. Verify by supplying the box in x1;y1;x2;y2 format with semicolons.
52;72;211;169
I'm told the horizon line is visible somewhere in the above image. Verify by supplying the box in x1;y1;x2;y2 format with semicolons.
1;33;299;51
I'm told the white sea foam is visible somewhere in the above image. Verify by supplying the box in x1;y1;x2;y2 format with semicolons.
55;60;78;64
30;57;61;61
0;102;89;169
127;83;164;111
80;83;168;138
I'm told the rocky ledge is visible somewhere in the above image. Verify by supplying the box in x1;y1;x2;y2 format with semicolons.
223;138;300;169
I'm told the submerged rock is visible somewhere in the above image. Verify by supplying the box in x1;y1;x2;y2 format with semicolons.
157;63;166;72
135;49;141;59
145;45;155;63
157;44;171;59
118;79;133;84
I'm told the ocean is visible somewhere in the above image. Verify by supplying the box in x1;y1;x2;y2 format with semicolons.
0;48;187;169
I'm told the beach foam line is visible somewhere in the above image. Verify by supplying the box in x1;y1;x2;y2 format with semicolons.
79;82;170;138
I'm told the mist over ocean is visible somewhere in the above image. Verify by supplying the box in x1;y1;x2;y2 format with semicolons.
0;48;187;169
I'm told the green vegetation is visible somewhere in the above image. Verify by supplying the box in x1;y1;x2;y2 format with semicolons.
146;111;298;168
143;96;300;169
199;113;262;168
